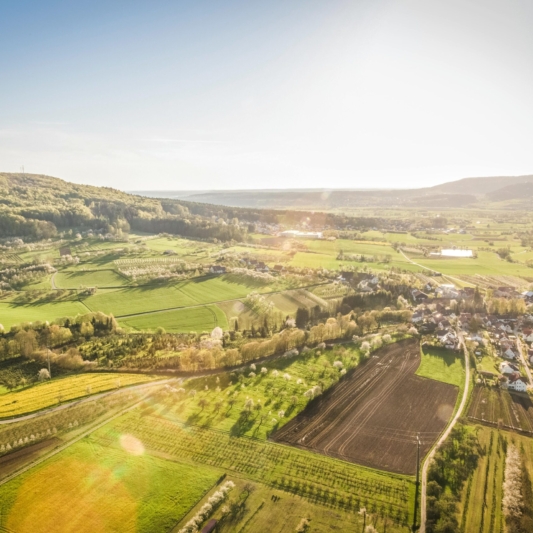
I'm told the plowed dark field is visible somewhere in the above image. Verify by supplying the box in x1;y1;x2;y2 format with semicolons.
468;385;533;434
272;338;458;474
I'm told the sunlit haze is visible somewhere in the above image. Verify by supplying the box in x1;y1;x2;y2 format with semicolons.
1;0;533;190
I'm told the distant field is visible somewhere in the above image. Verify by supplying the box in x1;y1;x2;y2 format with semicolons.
83;285;196;316
55;269;128;288
289;250;419;272
265;288;327;314
0;300;89;329
416;344;465;387
178;274;268;303
84;275;269;317
0;373;158;418
413;250;533;277
120;304;228;333
143;236;214;255
215;299;259;329
0;439;219;533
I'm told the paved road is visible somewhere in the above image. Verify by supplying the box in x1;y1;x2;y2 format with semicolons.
419;331;470;533
0;379;175;425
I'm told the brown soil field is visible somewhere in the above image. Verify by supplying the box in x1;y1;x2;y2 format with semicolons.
468;385;533;434
272;338;458;474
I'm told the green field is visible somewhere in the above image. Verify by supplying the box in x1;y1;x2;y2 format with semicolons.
120;304;228;333
83;286;197;316
0;300;89;329
0;439;219;533
84;275;270;318
416;344;465;387
412;250;533;277
177;474;404;533
0;373;157;418
55;270;128;288
92;410;415;526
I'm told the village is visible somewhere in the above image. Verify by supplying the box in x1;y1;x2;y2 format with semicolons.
411;283;533;393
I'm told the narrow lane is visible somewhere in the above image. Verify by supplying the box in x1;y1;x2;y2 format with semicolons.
419;331;470;532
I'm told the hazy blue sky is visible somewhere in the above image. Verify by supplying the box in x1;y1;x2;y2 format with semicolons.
1;0;533;190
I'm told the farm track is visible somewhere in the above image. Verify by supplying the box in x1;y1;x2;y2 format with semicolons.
420;332;470;533
273;339;458;475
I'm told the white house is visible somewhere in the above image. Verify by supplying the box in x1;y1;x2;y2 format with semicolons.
500;362;518;375
508;375;528;392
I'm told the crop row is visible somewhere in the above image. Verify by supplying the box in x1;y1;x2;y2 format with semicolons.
93;410;413;515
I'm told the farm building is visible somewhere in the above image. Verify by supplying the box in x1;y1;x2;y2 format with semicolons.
411;289;428;302
209;265;227;274
280;230;323;239
201;519;218;533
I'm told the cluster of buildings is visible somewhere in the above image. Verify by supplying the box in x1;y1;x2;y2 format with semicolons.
337;272;380;292
411;295;532;392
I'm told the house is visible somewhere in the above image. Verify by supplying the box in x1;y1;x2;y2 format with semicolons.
412;310;425;324
338;271;354;283
507;375;528;392
500;361;519;375
59;246;72;257
358;279;375;292
272;264;285;273
411;289;428;302
255;262;269;272
210;265;226;274
503;348;517;360
437;330;458;350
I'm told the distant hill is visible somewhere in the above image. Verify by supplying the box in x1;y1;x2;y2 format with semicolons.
485;181;533;201
424;174;533;196
134;174;533;209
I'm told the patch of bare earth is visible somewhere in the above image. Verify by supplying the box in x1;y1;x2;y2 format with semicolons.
272;338;458;474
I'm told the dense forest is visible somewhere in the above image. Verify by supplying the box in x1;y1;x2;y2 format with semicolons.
0;173;386;242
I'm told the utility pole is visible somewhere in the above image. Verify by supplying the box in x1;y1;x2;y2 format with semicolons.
359;507;367;533
47;346;52;379
412;434;421;532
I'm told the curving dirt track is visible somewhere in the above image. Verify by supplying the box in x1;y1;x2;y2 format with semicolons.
272;338;458;474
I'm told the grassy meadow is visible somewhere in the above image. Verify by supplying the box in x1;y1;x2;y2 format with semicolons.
0;300;90;329
54;270;128;289
119;304;228;333
0;439;220;533
416;344;465;388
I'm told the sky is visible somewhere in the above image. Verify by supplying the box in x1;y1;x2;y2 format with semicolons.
1;0;533;191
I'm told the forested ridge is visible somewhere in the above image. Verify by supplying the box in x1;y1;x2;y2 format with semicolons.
0;173;386;242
